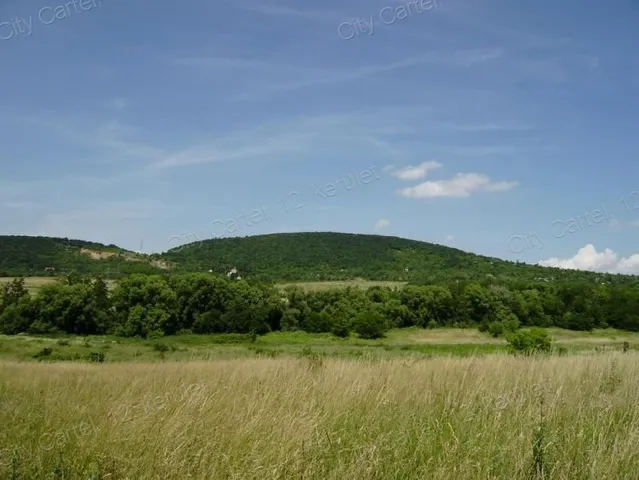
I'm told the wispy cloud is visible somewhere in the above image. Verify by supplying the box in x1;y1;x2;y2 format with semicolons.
441;122;532;132
397;173;518;198
173;48;505;100
231;2;344;22
374;218;390;231
608;219;639;229
390;161;442;181
108;98;128;110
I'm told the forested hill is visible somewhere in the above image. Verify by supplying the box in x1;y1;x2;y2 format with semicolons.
0;236;168;277
1;232;636;285
162;232;634;284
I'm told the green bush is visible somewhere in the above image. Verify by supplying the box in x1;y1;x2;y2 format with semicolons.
281;308;301;331
33;347;53;359
152;342;169;353
506;328;552;355
354;309;388;340
331;317;351;338
488;321;504;338
427;319;439;330
88;352;105;363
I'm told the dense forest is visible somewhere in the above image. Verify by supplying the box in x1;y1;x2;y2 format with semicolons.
0;236;167;277
163;232;638;285
2;233;633;285
2;272;639;338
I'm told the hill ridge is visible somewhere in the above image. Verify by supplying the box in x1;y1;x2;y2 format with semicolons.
0;232;635;284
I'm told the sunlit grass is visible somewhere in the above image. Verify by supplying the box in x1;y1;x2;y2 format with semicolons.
1;353;639;479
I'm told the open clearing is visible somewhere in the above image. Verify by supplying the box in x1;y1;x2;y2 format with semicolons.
275;280;408;291
1;352;638;479
0;277;116;294
0;277;406;295
0;327;637;363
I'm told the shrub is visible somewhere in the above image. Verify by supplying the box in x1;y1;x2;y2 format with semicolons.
331;318;351;338
506;328;552;355
488;321;504;338
56;339;70;346
33;347;53;359
427;319;438;330
88;352;105;363
152;342;169;352
280;308;301;331
193;311;225;334
354;309;388;340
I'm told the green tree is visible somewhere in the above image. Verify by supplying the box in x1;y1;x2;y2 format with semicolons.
354;309;388;339
506;328;552;355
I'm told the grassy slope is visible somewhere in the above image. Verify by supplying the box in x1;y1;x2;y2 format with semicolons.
1;351;638;478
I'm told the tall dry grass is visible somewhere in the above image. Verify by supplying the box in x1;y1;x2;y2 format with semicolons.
1;353;638;479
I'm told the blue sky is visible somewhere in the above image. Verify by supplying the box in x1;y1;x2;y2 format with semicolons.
2;0;639;274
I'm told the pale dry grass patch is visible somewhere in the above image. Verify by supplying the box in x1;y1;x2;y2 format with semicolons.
1;353;638;479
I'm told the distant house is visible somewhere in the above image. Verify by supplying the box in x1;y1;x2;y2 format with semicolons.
44;267;56;272
227;267;240;280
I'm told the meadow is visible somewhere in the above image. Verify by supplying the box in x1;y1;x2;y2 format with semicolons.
1;349;638;479
1;327;637;363
0;277;405;296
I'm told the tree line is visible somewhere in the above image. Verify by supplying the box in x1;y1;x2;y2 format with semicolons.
1;274;639;339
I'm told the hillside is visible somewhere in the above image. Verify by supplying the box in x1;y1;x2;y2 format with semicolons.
1;232;636;285
161;232;635;284
0;236;169;277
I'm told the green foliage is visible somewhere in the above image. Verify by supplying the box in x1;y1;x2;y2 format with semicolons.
88;352;105;363
331;317;351;338
488;321;504;338
0;236;165;278
506;328;552;355
281;308;301;331
354;309;389;339
34;347;53;359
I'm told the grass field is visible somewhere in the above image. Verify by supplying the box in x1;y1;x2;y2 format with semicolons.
2;328;639;478
0;277;406;296
0;276;58;294
0;277;118;294
1;351;639;479
275;280;408;291
0;327;637;363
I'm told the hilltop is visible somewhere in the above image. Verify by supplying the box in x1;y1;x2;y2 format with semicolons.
0;232;635;284
161;232;634;284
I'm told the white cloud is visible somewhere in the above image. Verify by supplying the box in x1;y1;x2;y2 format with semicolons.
374;219;390;231
445;234;455;241
397;173;518;198
391;161;442;181
538;244;639;275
